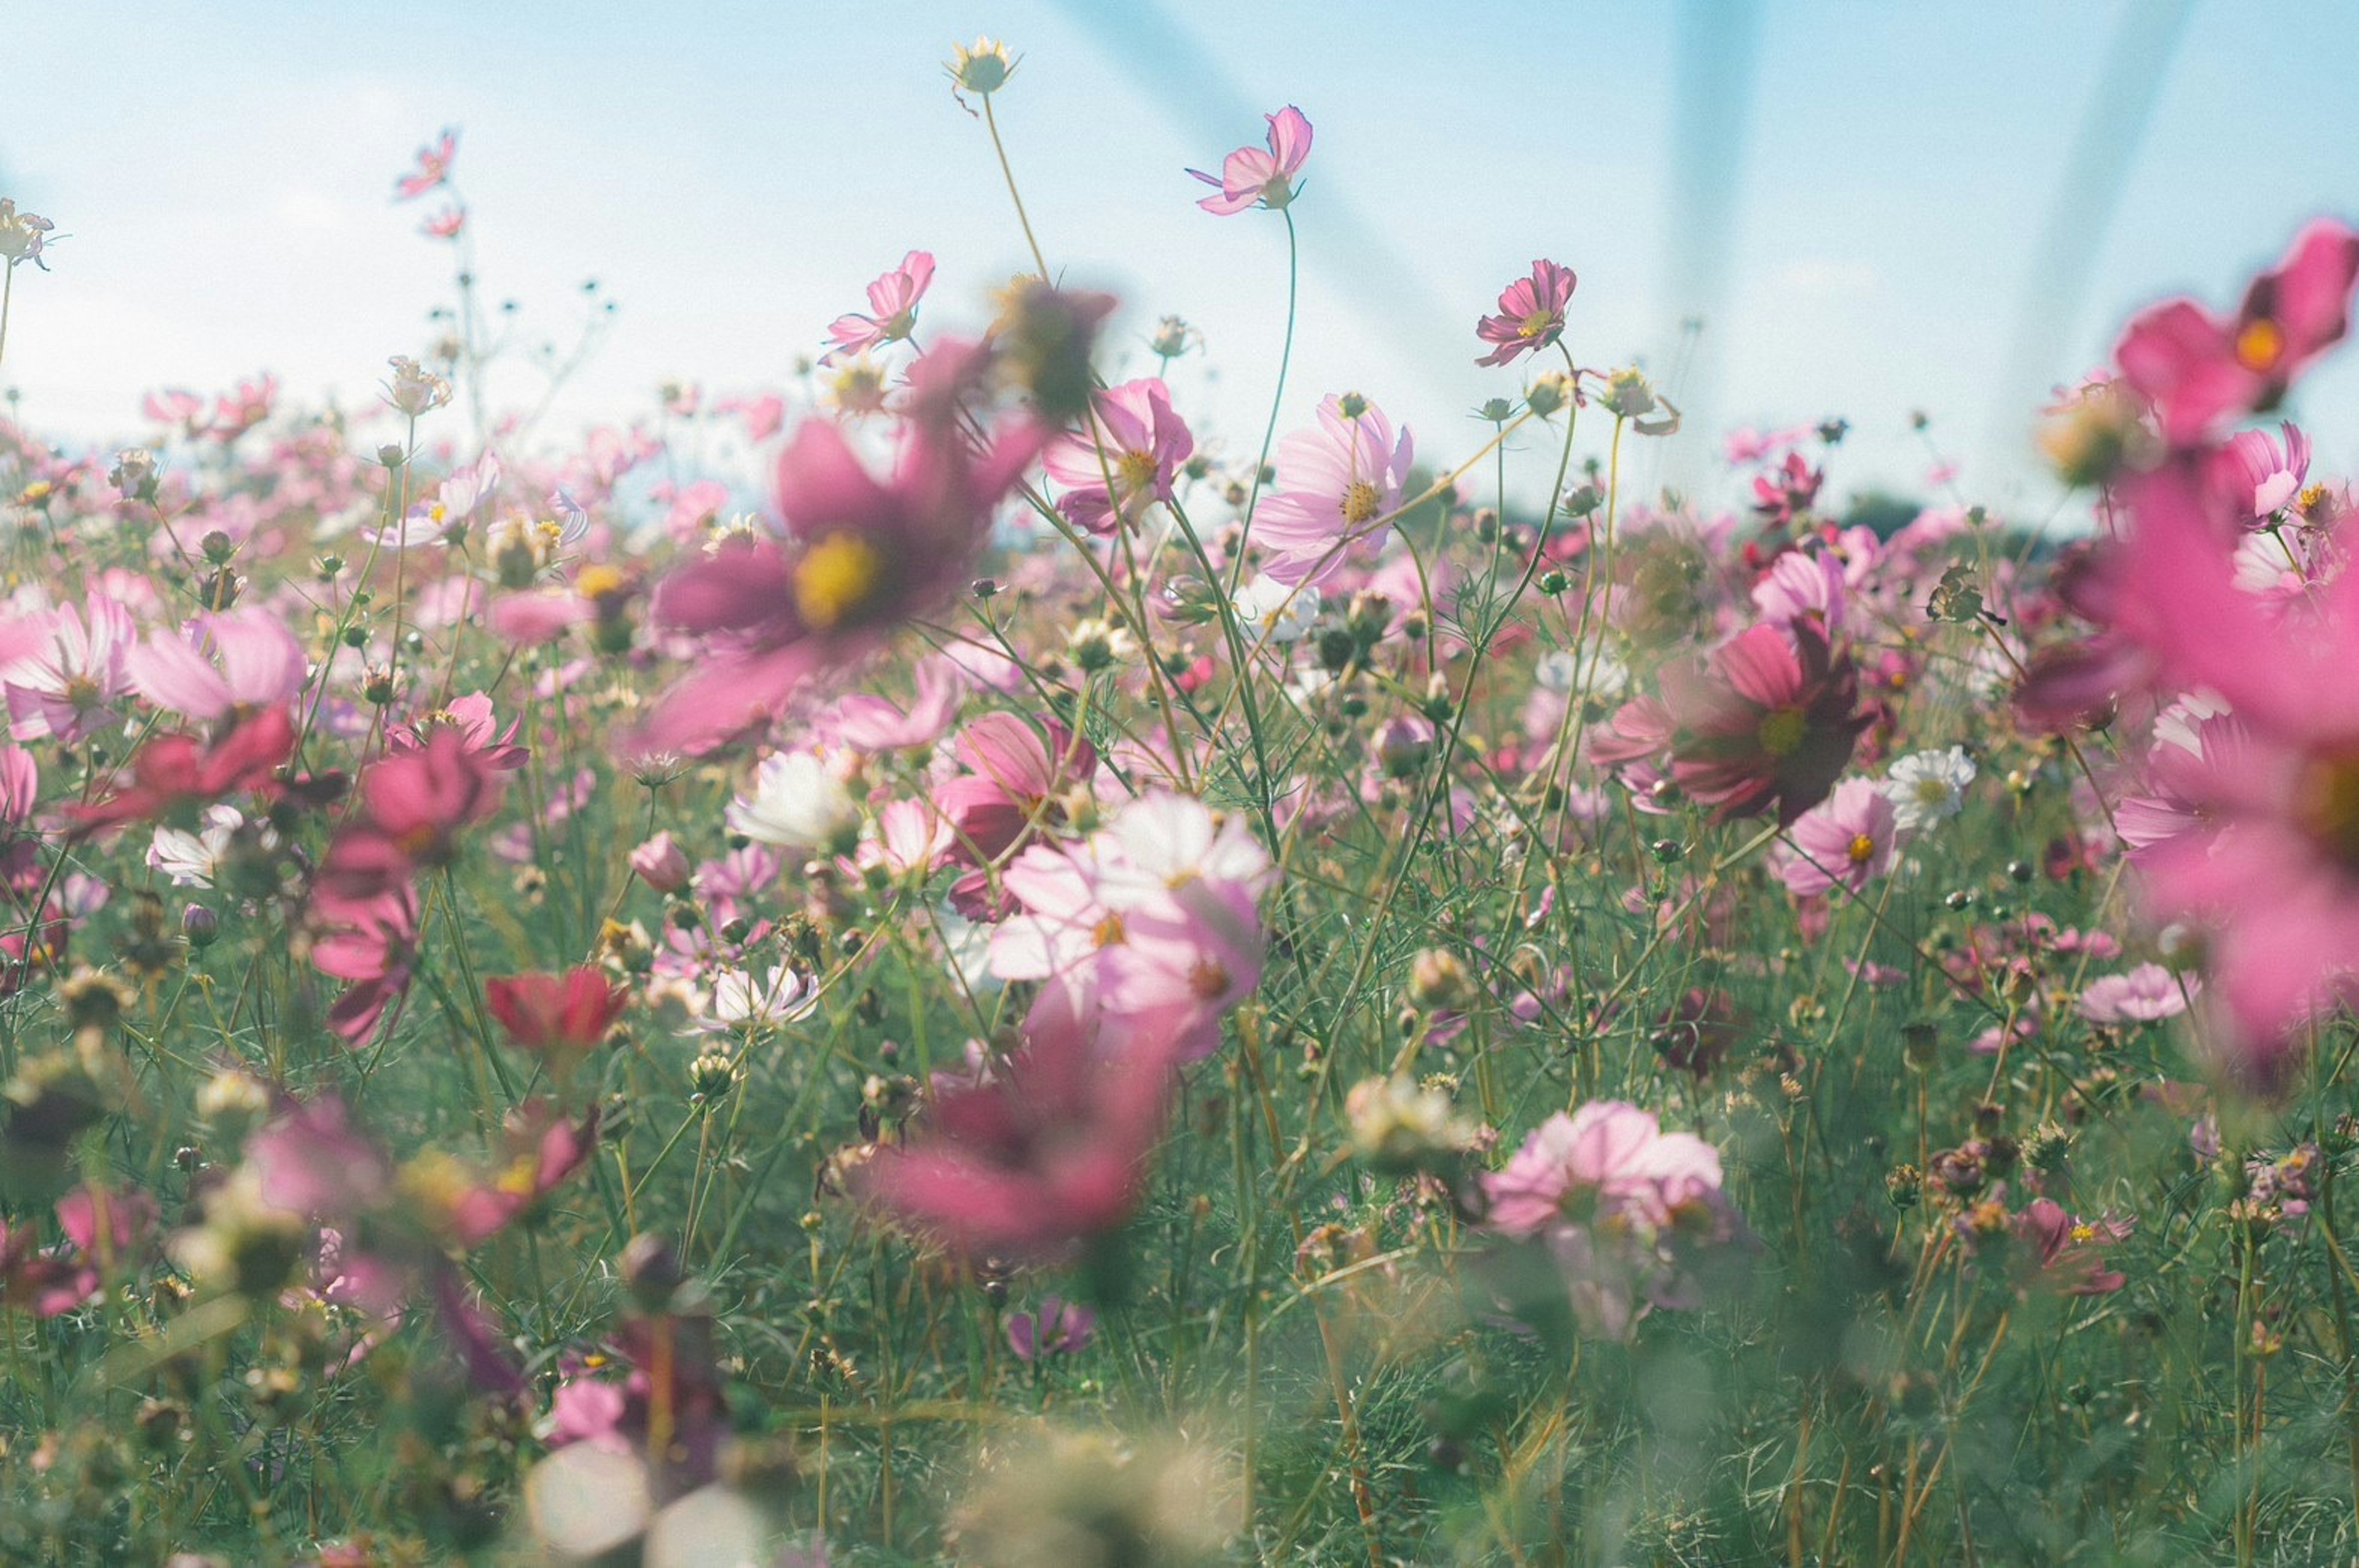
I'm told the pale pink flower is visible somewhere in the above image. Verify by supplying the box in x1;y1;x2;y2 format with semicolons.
3;597;138;743
124;607;307;721
823;250;935;364
1773;779;1899;897
395;128;458;201
1253;395;1414;586
1041;378;1194;534
2078;964;2194;1024
1188;106;1313;216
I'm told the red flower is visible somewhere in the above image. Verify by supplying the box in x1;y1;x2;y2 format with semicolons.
1657;624;1866;825
484;968;629;1060
67;704;293;838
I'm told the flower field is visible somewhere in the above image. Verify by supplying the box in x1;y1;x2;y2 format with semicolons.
4;37;2359;1566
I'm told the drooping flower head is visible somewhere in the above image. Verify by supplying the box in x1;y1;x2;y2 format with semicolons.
1187;106;1313;216
1475;259;1577;367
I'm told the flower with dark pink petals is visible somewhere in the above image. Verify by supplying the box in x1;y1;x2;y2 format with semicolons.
1188;106;1313;216
1475;259;1576;367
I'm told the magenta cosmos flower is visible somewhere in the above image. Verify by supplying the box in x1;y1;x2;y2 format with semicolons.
1187;106;1312;216
823;249;935;365
1041;377;1194;534
1253;394;1414;586
855;986;1193;1261
2116;217;2359;447
1774;777;1899;897
1475;259;1577;367
1650;623;1867;825
628;343;1043;757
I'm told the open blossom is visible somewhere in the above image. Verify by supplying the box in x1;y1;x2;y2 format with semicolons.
1481;1101;1748;1340
4;596;138;743
824;250;934;363
855;985;1194;1260
1882;746;1976;834
2077;963;2193;1024
726;749;859;849
394;128;458;200
1187;105;1312;216
1475;259;1577;367
2218;420;2312;523
1774;778;1899;897
1653;623;1867;825
124;607;307;720
68;706;294;838
2116;217;2359;445
1253;394;1414;586
628;341;1044;757
485;968;630;1061
1042;378;1194;534
988;792;1275;1059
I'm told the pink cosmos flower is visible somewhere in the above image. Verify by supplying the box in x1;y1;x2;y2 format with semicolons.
485;968;630;1061
2010;1199;2132;1297
1774;778;1899;897
716;392;788;444
395;128;458;201
856;985;1194;1260
1749;547;1848;641
124;607;307;721
1474;259;1577;367
1253;394;1414;586
1041;378;1194;534
2116;218;2359;446
628;831;690;894
1188;106;1313;216
989;793;1274;1061
1750;453;1822;530
1481;1101;1748;1340
821;657;965;752
67;705;294;839
936;711;1098;873
2077;963;2193;1024
420;205;466;240
628;343;1043;757
823;250;935;364
2216;419;2311;524
4;596;138;743
1652;623;1867;825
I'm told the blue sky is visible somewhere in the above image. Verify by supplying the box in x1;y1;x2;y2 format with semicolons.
4;1;2357;517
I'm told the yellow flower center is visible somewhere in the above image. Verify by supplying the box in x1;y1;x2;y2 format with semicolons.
1846;833;1876;864
576;563;625;601
793;532;887;631
2236;317;2286;373
1758;707;1807;757
1517;309;1557;340
1340;480;1382;526
1092;913;1127;948
1116;448;1161;495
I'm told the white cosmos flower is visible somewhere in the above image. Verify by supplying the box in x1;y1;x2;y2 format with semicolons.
1882;746;1976;835
726;751;859;849
149;805;243;887
1234;574;1321;645
702;965;816;1031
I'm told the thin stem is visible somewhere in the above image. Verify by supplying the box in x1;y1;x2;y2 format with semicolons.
1229;207;1299;591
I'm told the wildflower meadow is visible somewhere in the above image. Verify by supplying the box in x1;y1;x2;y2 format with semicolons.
7;29;2359;1567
